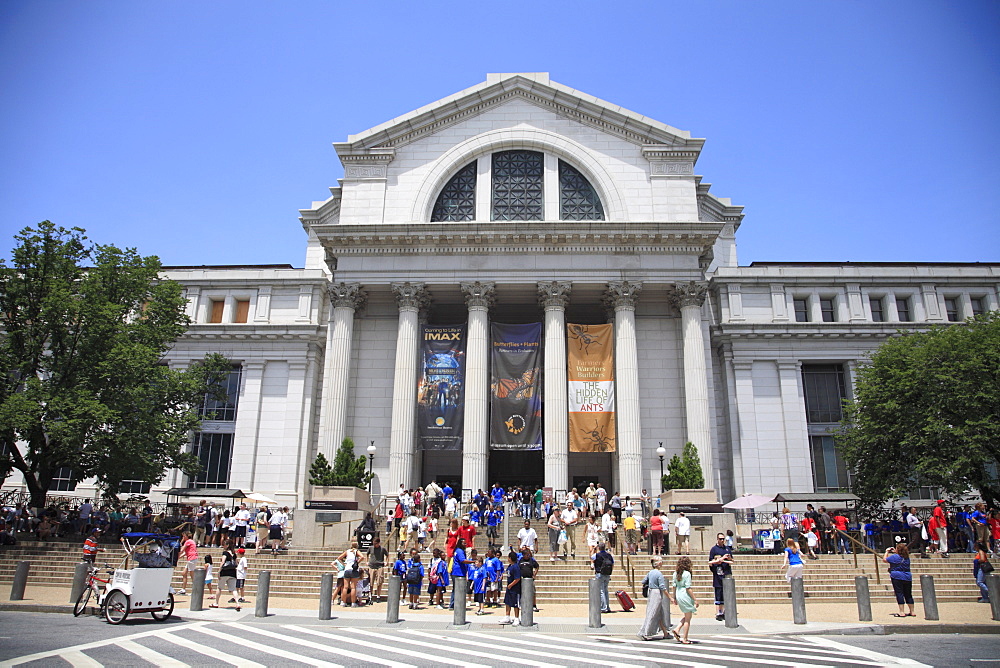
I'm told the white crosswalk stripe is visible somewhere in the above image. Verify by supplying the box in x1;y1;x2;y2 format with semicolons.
0;621;932;667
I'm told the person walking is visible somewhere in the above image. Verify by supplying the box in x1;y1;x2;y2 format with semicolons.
367;535;389;602
82;527;104;563
338;541;364;607
592;542;614;614
426;547;449;609
449;537;472;609
974;542;993;603
884;543;915;617
560;502;579;559
546;509;562;563
674;512;691;555
212;542;240;611
932;500;950;558
781;538;805;583
517;519;538;554
637;555;671;641
708;532;733;622
906;507;926;557
177;531;198;595
649;509;666;556
670;556;699;644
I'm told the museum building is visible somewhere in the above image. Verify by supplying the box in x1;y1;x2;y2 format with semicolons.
12;73;999;508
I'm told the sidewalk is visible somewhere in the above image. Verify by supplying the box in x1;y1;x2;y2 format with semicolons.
3;584;998;635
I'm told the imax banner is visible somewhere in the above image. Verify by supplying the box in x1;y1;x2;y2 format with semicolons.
416;324;466;451
567;323;616;452
489;322;543;451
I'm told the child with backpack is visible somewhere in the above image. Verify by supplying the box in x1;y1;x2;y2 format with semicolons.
405;554;425;609
486;548;504;607
471;556;488;615
426;548;449;609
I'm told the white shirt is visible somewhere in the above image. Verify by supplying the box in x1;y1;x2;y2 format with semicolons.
445;497;458;514
405;515;421;532
79;502;93;519
675;516;691;536
601;513;615;533
561;508;579;525
270;511;287;528
236;556;248;579
235;509;251;527
517;527;538;549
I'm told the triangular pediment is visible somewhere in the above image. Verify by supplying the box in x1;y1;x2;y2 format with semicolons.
334;73;704;157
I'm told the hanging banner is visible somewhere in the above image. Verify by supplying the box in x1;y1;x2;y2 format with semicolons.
567;323;616;452
489;322;543;450
416;324;466;451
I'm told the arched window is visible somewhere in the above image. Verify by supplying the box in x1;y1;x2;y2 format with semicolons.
559;160;605;220
430;161;477;222
429;151;604;222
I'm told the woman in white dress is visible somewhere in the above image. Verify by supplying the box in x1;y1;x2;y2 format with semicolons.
585;515;601;557
637;555;672;640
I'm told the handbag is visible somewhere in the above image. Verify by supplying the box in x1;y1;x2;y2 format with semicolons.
642;581;649;598
981;560;995;574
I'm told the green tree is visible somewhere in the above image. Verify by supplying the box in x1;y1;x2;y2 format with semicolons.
0;222;231;508
836;311;1000;511
309;438;373;489
661;441;705;490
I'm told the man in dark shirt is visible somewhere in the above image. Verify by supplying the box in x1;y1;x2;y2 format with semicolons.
817;506;833;554
518;546;540;612
592;542;614;613
708;532;734;621
367;536;390;602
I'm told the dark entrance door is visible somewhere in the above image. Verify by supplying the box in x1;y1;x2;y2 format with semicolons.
488;450;544;490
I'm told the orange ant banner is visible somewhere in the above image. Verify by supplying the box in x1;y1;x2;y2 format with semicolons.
566;323;616;453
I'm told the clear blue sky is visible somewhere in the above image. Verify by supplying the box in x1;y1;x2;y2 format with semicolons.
1;1;997;267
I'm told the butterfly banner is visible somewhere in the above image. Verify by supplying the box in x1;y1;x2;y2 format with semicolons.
416;324;466;451
567;323;616;452
489;322;543;450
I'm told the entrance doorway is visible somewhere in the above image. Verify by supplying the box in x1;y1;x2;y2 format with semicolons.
488;450;544;490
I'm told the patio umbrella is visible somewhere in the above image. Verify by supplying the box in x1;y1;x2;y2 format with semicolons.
722;493;774;509
243;491;278;505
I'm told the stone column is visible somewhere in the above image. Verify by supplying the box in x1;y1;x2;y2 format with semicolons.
461;281;495;494
668;281;713;488
388;282;430;492
538;281;571;491
605;281;643;498
318;282;366;458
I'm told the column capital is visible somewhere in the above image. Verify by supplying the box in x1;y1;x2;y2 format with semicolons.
461;281;496;310
776;359;802;372
329;282;367;310
392;282;431;311
604;280;643;311
537;281;572;310
667;281;708;309
732;359;755;372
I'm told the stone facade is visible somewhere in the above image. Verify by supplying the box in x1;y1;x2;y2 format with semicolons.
5;74;998;508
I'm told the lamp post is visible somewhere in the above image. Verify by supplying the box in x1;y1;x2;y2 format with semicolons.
367;441;376;492
656;442;666;493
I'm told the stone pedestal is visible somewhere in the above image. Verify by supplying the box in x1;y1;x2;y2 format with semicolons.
294;486;376;549
658;488;735;553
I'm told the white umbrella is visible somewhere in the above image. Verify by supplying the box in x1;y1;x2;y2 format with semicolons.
722;493;774;509
243;491;278;505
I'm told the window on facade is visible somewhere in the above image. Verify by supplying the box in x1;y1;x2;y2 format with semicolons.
430;161;476;222
559;160;605;220
119;480;151;495
944;297;959;322
970;297;985;317
802;364;847;424
199;366;242;421
234;300;250;324
209;300;224;324
189;432;234;489
869;296;884;322
49;466;78;492
896;296;911;321
430;151;604;222
810;435;851;492
819;298;836;322
492;150;544;221
793;299;809;322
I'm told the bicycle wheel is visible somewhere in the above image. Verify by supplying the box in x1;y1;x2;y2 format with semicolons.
104;590;130;625
150;592;174;621
73;586;92;617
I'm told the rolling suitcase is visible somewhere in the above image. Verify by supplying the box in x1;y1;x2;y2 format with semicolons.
615;589;635;611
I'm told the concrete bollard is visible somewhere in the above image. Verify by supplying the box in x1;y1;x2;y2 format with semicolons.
386;574;402;623
10;561;30;601
855;575;872;622
791;577;807;625
588;577;603;628
520;576;535;627
255;570;271;618
189;567;206;611
453;576;468;626
920;574;939;621
723;575;738;628
70;562;89;604
986;574;1000;621
319;573;334;620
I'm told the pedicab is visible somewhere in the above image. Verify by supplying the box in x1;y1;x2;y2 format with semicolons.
102;532;180;624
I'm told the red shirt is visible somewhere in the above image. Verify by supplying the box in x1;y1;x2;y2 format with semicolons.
458;524;477;547
833;515;848;531
989;517;1000;541
801;517;815;533
83;537;99;558
445;529;460;558
649;515;664;532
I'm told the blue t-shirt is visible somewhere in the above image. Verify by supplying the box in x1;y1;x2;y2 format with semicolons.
471;566;488;594
451;548;469;577
506;562;521;593
442;485;453;499
393;558;406;577
487;556;503;581
469;510;481;525
487;510;503;527
786;547;803;566
886;553;911;581
492;487;505;504
864;523;875;536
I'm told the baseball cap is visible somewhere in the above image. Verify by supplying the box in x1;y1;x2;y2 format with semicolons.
236;548;245;554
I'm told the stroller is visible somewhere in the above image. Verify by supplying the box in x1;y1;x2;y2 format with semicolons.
355;570;372;606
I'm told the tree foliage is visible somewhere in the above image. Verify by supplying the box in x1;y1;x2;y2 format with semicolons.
0;222;231;508
836;312;1000;511
662;441;705;490
309;438;373;489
